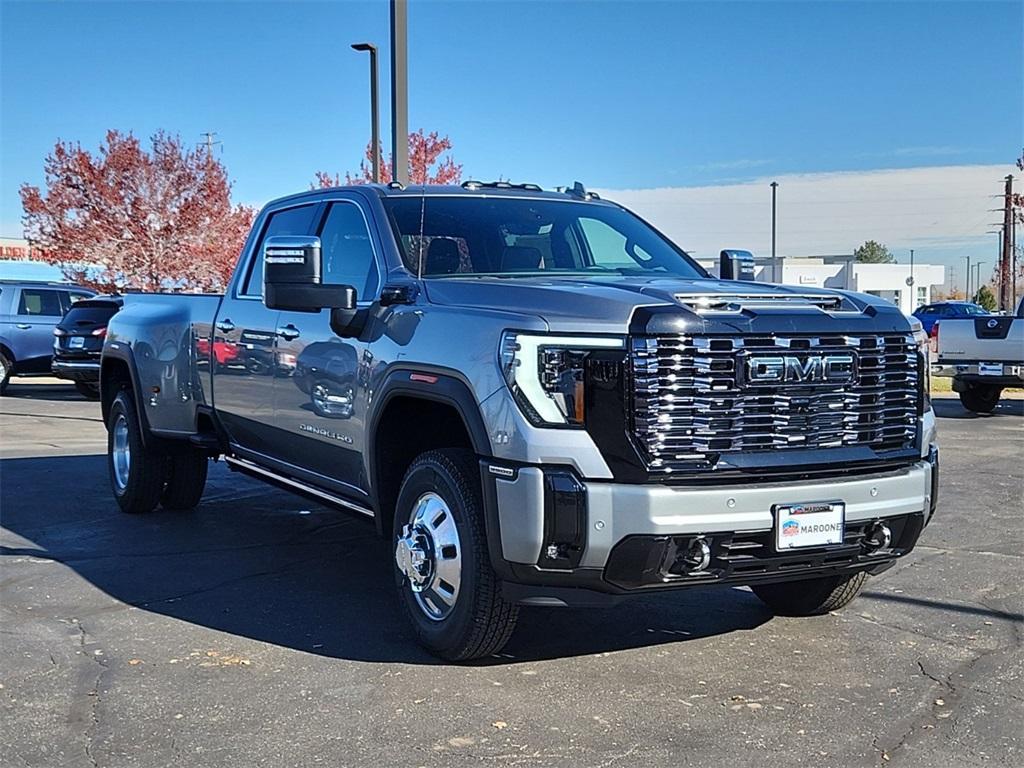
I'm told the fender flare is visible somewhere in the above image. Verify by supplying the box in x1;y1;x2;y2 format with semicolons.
100;345;157;449
367;365;493;535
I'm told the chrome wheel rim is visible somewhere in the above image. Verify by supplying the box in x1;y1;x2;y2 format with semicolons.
395;492;462;621
311;383;354;417
112;414;131;491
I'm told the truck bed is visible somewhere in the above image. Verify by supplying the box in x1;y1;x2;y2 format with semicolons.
105;293;223;435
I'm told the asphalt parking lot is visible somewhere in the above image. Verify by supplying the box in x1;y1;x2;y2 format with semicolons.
1;381;1021;768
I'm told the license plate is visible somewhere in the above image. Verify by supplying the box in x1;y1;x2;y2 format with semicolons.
979;362;1003;376
69;337;85;348
774;501;845;550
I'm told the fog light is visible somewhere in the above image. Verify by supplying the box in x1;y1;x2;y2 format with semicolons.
864;522;892;553
681;537;711;573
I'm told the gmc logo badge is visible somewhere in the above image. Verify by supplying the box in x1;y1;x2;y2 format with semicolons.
744;354;857;385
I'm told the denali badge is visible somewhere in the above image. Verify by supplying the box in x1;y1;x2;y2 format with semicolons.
744;354;856;385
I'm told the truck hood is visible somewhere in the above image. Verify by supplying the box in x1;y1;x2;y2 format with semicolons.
422;275;912;335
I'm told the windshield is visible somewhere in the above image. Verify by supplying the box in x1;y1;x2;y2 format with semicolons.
962;304;989;315
382;196;706;279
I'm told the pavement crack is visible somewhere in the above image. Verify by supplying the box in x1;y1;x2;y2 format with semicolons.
67;618;108;768
915;659;954;691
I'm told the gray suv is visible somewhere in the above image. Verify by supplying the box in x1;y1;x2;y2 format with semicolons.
100;182;939;660
0;280;95;394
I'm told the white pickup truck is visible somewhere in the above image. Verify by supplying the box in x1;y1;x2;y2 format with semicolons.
932;297;1024;412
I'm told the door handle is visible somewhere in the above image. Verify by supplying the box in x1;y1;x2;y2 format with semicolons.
16;323;31;329
215;319;235;333
276;324;300;341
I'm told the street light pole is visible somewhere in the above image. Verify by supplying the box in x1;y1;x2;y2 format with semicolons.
964;255;971;298
770;181;778;282
351;43;380;183
975;262;986;299
390;0;409;186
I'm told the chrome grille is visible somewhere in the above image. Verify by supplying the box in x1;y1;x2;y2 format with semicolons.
630;334;919;474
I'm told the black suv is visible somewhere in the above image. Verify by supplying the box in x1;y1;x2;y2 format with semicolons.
52;297;122;399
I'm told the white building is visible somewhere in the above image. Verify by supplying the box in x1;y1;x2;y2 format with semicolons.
698;254;945;315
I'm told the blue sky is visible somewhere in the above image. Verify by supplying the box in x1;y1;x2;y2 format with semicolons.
1;0;1021;284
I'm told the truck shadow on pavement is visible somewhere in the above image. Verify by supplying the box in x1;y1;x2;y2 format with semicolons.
2;381;91;402
1;454;774;665
931;397;1024;419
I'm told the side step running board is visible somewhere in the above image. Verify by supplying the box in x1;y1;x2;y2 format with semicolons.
224;456;374;519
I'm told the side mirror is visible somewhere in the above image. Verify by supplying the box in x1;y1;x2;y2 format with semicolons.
263;236;357;312
719;249;756;281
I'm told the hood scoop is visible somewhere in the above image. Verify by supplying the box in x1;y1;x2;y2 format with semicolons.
674;291;850;314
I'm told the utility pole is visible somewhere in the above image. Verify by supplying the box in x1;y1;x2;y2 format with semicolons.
1000;175;1014;311
949;264;956;297
770;181;779;282
1013;204;1018;309
199;132;221;163
390;0;409;186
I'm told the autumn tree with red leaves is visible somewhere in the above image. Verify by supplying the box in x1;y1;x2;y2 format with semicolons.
20;130;255;292
314;129;462;188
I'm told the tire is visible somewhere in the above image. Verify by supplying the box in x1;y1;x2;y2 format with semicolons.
75;381;101;400
752;571;868;616
392;449;518;661
959;384;1000;413
161;450;209;510
107;389;166;514
0;352;11;396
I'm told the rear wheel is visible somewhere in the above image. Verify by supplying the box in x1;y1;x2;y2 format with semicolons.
392;449;518;661
0;353;11;395
107;390;165;514
752;571;868;616
959;384;1000;413
75;381;101;400
161;450;209;510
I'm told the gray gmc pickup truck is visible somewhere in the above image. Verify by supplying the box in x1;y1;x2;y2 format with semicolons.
101;181;938;660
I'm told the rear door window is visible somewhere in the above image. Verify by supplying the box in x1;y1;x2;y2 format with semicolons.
242;204;318;297
17;288;62;316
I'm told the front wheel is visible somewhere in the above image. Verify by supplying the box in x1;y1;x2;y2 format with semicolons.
392;449;518;661
959;384;1000;413
752;571;868;616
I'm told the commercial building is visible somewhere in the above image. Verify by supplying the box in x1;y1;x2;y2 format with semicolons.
698;254;945;315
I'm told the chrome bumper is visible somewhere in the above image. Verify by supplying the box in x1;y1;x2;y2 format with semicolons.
493;458;935;570
932;361;1024;379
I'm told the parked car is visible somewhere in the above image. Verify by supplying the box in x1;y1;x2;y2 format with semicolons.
931;296;1024;412
52;296;123;399
100;181;938;660
0;280;95;394
912;301;989;335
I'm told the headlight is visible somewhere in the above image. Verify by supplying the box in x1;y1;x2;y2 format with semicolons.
499;332;625;427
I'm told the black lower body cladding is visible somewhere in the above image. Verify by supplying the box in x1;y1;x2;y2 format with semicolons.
602;513;924;590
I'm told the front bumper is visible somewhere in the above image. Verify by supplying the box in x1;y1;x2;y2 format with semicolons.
52;359;101;382
482;449;937;604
